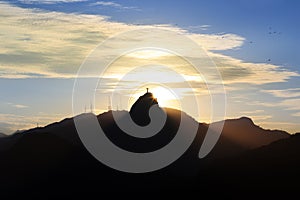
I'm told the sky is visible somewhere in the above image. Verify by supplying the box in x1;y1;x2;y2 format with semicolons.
0;0;299;134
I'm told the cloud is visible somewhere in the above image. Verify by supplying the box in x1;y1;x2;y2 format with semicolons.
248;98;300;112
13;104;29;108
6;102;29;109
241;110;265;114
292;112;300;117
90;1;139;10
258;121;300;134
187;25;211;31
0;113;36;133
0;2;257;80
18;0;87;4
189;33;245;50
0;113;70;134
0;2;298;95
248;115;273;121
210;53;299;85
279;99;300;111
261;88;300;98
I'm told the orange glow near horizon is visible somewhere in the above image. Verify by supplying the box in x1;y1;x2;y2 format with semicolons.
128;86;182;110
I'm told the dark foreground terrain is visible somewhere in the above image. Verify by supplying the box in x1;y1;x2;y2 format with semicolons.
0;110;299;199
0;93;299;199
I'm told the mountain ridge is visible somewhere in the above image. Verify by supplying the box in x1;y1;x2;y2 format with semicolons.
0;93;296;197
5;111;291;139
0;108;290;156
0;132;7;137
0;107;299;197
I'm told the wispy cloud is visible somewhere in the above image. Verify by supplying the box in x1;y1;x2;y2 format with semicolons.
292;112;300;117
280;99;300;111
0;113;69;134
18;0;87;4
211;53;298;84
189;33;245;51
248;115;273;121
261;88;300;98
7;102;29;108
248;98;300;112
14;104;28;108
13;104;29;108
187;24;211;31
241;110;265;115
90;1;140;10
259;121;300;134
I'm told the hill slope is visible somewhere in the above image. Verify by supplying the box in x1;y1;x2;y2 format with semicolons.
0;108;295;198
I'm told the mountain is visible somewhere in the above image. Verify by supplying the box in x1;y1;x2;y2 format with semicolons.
0;91;297;198
225;133;300;167
198;133;300;197
0;132;6;137
213;116;289;149
130;91;159;126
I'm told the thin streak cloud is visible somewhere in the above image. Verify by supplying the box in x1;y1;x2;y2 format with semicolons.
18;0;87;4
90;1;140;10
261;88;300;98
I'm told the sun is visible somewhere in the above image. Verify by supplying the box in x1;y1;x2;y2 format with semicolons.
150;87;179;107
128;86;181;110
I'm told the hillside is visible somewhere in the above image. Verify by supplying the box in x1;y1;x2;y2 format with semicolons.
0;110;295;197
0;92;296;198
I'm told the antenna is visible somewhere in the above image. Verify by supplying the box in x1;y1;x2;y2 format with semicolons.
90;101;93;113
119;94;122;110
108;95;112;111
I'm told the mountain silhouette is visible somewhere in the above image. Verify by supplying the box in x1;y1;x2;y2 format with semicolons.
211;117;288;151
0;132;6;137
203;133;300;197
0;91;298;198
130;91;159;126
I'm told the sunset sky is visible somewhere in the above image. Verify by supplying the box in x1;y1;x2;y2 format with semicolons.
0;0;299;134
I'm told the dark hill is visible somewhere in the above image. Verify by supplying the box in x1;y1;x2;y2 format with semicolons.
0;92;297;198
130;92;158;126
0;132;6;137
198;133;300;197
212;116;288;150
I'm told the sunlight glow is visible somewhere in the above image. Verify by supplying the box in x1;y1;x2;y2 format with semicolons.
126;50;171;59
151;87;180;108
128;86;181;109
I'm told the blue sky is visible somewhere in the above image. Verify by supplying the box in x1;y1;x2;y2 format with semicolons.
0;0;299;134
